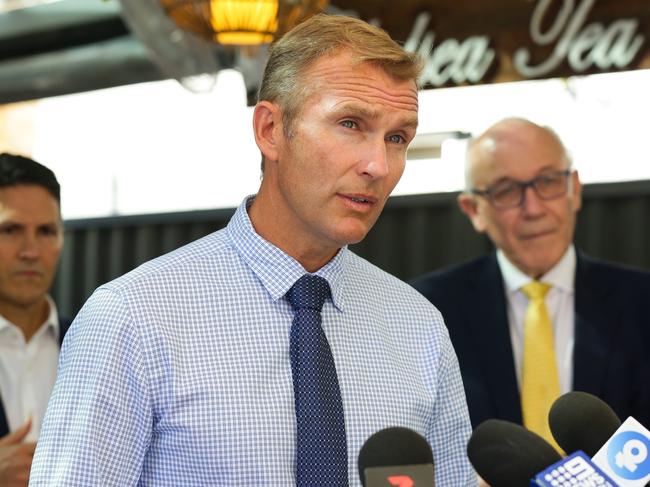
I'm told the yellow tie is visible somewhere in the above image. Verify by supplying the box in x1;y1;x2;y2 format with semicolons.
520;281;561;450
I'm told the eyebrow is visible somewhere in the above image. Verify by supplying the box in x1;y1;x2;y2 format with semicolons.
0;220;60;228
486;168;569;187
400;117;419;132
333;103;379;120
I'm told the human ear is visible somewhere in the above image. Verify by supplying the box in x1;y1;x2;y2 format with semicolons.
253;101;283;165
570;170;582;212
458;193;487;233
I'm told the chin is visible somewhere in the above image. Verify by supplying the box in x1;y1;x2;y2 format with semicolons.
331;227;369;247
11;286;46;303
340;216;377;239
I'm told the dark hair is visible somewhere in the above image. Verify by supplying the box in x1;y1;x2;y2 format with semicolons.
0;153;60;204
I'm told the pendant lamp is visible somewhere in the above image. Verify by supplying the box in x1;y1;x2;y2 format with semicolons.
160;0;328;46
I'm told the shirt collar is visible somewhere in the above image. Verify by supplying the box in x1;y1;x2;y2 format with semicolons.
0;295;60;341
497;245;576;294
44;295;60;341
226;195;348;311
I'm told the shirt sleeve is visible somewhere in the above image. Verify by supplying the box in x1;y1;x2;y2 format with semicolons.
30;288;152;486
427;319;479;487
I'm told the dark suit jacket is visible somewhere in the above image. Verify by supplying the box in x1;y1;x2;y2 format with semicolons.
411;252;650;429
0;317;72;437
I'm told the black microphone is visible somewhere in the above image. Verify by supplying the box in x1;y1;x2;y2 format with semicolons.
358;427;434;486
548;391;621;457
549;392;650;485
467;419;561;487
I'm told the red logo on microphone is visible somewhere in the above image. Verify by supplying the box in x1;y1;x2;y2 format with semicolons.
387;475;414;487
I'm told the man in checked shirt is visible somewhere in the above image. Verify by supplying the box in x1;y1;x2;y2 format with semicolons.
31;14;476;486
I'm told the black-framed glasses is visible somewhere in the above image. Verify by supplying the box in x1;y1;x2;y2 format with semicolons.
471;170;572;209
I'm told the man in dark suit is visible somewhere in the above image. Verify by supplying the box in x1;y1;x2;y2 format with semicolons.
411;118;650;440
0;153;70;486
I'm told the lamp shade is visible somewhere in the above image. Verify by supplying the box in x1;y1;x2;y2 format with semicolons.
160;0;328;46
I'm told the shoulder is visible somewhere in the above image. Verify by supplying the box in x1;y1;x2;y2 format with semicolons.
68;228;236;333
577;253;650;289
345;252;442;318
103;228;232;295
409;254;496;296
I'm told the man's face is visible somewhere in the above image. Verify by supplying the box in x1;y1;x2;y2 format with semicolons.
0;185;63;310
460;123;582;278
258;51;418;259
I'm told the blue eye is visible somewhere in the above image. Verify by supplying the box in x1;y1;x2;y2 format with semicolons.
340;120;357;129
387;134;406;144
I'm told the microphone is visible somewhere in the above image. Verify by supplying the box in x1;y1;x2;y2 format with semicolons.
467;419;561;487
549;391;650;485
549;391;622;457
591;417;650;486
358;427;434;486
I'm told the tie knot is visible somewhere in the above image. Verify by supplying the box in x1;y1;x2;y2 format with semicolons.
521;281;551;300
286;274;331;312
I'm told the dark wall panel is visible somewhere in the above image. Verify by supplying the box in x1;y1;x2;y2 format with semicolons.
52;180;650;319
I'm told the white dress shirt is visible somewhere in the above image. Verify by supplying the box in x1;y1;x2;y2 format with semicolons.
497;246;576;394
0;296;60;441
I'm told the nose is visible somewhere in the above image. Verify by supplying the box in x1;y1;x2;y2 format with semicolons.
521;185;546;216
18;233;40;260
359;137;390;180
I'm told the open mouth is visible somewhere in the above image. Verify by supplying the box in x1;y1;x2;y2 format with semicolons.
338;193;377;210
349;196;372;204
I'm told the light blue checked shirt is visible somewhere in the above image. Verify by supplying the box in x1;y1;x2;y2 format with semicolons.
31;197;476;486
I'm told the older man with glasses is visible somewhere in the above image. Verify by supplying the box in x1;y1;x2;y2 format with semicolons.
411;117;650;441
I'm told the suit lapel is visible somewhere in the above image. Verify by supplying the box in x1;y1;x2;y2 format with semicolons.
466;254;522;423
573;255;618;396
59;318;72;347
0;399;7;437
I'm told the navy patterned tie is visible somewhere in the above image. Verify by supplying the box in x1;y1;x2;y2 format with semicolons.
287;274;348;486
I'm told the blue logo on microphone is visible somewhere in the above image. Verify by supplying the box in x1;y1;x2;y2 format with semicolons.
607;431;650;480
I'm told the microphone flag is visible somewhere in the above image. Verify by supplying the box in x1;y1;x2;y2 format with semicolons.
531;450;618;486
363;464;434;486
592;417;650;487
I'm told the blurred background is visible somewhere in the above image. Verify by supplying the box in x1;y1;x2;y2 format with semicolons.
1;0;649;317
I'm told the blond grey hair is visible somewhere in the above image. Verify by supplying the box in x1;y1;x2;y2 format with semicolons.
257;13;423;172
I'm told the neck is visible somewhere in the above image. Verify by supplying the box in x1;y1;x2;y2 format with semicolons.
248;187;338;273
0;298;49;342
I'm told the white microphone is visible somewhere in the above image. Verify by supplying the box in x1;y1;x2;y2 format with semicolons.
591;417;650;487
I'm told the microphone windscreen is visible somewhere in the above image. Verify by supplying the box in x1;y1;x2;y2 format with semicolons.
358;427;433;484
548;391;621;457
467;419;561;487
